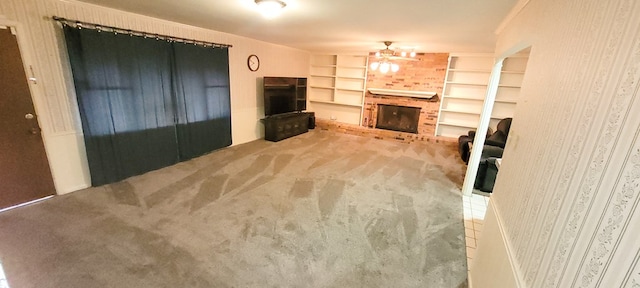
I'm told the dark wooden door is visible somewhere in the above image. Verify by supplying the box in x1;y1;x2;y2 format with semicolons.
0;27;55;209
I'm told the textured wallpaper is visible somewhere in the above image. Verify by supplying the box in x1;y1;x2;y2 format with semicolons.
487;0;640;287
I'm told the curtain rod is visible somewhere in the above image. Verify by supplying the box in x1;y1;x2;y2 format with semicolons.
52;16;233;49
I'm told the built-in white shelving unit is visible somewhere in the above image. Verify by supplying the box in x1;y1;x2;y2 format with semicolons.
435;52;529;138
492;52;529;128
309;55;369;125
436;53;494;138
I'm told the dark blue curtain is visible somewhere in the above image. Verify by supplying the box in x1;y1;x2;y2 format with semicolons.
172;44;231;160
64;27;231;186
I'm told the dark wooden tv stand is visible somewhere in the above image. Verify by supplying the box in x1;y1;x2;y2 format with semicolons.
263;112;311;142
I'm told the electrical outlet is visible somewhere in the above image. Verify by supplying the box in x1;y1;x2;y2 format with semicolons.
330;115;337;120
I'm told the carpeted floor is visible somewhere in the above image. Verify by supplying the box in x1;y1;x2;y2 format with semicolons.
0;130;468;288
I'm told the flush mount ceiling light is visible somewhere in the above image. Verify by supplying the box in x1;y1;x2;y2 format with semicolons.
370;41;417;74
255;0;287;19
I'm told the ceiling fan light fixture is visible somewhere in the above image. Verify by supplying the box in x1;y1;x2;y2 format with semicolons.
255;0;286;18
379;62;390;74
370;41;414;73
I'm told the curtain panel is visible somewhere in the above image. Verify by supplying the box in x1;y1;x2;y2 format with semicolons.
64;27;231;186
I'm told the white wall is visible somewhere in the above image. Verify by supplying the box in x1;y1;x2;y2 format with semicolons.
470;202;518;288
472;0;640;287
0;0;309;194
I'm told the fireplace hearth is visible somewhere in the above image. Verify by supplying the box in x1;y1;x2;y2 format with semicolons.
375;104;421;133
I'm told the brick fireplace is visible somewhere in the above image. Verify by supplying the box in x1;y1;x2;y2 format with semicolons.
363;90;440;135
315;52;453;144
363;53;449;136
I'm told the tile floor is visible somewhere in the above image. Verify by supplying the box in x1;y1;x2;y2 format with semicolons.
463;193;490;271
0;262;9;288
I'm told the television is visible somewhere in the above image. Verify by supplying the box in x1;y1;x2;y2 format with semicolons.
263;77;307;117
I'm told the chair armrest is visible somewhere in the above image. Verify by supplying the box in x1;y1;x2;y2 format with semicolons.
485;131;507;148
485;139;506;148
481;145;504;160
468;128;494;141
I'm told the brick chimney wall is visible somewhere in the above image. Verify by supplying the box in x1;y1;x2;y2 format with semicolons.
363;53;449;136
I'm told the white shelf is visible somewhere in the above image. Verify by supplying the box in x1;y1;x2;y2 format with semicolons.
438;121;477;129
495;99;518;104
440;109;480;116
448;69;492;73
337;76;366;80
310;86;334;90
309;54;369;125
437;53;528;137
445;81;488;86
437;54;494;137
491;115;513;120
441;109;512;120
310;99;363;107
336;87;365;92
444;95;485;101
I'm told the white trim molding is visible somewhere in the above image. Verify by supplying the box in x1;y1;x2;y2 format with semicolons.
470;201;524;287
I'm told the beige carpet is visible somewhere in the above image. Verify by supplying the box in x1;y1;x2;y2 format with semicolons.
0;130;468;288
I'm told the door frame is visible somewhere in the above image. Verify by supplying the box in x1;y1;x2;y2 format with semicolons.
461;43;532;196
0;15;57;193
461;59;504;196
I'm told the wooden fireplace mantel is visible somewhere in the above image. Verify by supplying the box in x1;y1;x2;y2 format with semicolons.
367;88;437;99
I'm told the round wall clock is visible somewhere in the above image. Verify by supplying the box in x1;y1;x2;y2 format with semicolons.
247;54;260;72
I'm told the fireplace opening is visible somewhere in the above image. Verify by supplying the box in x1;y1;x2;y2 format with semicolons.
375;104;421;133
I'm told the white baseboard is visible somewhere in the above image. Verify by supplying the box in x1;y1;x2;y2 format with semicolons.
469;201;524;287
56;183;91;195
492;202;525;287
43;132;91;194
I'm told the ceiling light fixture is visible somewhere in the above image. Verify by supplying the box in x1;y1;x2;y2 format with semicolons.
369;41;417;74
255;0;287;19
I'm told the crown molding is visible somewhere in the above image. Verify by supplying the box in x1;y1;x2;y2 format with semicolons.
494;0;531;35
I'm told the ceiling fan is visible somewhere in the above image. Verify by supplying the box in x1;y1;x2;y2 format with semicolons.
370;41;417;73
374;41;417;61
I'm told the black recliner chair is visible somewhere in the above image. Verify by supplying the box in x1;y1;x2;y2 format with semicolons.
458;129;490;164
458;117;512;164
458;118;513;192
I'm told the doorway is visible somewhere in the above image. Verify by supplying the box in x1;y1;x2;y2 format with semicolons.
0;27;56;210
461;47;531;269
462;47;531;197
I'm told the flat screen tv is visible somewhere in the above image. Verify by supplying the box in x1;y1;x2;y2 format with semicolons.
263;77;307;117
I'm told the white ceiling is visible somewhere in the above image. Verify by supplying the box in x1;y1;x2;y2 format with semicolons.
74;0;518;53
